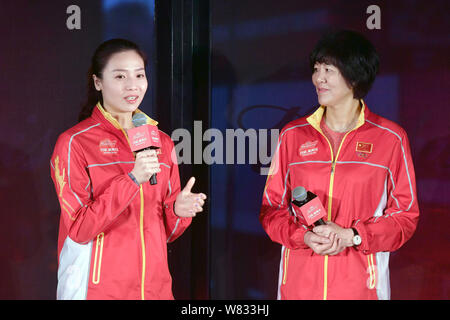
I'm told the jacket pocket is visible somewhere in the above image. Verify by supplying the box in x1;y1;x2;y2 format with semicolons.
282;248;290;285
92;232;105;285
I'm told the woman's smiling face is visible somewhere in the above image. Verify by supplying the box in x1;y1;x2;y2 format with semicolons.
93;50;148;115
312;62;354;108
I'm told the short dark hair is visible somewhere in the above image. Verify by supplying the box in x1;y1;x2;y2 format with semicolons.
78;38;148;122
309;30;379;99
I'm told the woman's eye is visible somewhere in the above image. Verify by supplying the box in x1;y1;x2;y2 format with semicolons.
137;74;146;78
115;75;125;79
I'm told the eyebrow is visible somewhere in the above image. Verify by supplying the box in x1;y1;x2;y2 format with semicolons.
314;62;336;68
111;67;145;72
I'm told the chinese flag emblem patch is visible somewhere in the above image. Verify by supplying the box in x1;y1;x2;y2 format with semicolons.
356;142;373;153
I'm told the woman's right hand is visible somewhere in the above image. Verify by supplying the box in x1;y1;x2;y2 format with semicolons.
130;149;161;185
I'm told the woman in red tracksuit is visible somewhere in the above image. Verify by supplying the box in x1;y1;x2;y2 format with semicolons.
50;39;206;299
260;30;419;299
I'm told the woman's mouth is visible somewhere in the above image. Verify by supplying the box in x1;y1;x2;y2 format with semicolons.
317;87;329;95
124;95;139;104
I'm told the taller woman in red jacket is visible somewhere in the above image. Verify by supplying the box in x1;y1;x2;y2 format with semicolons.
50;39;206;299
260;30;419;300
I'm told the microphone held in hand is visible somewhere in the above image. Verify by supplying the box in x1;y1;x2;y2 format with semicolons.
127;113;161;185
292;186;326;226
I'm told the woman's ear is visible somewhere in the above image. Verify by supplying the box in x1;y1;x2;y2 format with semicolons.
93;74;102;91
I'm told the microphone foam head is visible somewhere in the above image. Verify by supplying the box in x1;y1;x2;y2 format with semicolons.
132;113;148;127
292;186;307;202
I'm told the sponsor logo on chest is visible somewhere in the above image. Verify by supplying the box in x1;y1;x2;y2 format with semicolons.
299;140;319;157
99;139;119;155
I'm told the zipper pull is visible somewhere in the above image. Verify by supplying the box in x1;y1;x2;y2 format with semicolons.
331;161;336;174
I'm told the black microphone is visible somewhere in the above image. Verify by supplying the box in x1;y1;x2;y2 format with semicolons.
292;186;326;226
130;113;161;185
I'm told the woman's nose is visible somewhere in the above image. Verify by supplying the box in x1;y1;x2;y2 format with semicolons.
125;78;138;90
315;69;326;83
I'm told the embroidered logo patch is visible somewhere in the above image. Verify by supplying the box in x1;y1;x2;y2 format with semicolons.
99;139;119;155
299;140;319;157
54;156;66;197
357;152;369;159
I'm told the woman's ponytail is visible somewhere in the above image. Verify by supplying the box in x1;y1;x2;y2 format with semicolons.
78;66;102;122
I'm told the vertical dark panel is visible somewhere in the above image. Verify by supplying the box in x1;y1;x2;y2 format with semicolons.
190;0;211;300
155;0;210;299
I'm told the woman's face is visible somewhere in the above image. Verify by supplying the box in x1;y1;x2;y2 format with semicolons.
93;50;148;115
312;62;354;108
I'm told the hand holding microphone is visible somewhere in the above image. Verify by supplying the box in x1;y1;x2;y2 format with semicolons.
130;149;161;185
291;186;346;255
291;186;326;226
127;114;161;185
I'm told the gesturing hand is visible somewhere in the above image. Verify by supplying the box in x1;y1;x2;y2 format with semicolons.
174;177;207;218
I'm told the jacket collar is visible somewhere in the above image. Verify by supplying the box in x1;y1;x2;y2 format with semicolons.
306;99;369;133
92;102;158;131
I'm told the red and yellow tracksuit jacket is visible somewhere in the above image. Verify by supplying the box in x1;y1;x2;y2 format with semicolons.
50;103;191;300
260;102;419;300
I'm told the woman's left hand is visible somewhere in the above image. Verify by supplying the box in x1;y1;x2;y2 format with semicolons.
174;177;207;218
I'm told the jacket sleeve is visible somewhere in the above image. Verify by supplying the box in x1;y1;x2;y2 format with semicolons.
259;130;310;250
354;129;419;254
163;138;192;243
50;132;140;244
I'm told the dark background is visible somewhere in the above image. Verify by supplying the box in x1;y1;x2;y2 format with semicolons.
0;0;448;299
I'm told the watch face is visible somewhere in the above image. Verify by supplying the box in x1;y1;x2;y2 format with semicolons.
353;235;362;246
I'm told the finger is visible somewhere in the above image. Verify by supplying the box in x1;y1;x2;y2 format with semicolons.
192;193;207;199
193;204;203;213
313;225;330;236
145;162;161;170
146;156;160;163
318;233;336;250
323;234;339;255
192;193;206;203
141;164;160;176
136;149;155;158
310;232;330;244
145;156;160;164
312;225;324;233
140;161;160;171
189;196;204;211
135;151;145;159
182;177;196;194
336;238;343;251
144;149;157;156
150;168;161;174
315;243;333;255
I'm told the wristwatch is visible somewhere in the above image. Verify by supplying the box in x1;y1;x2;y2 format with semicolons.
351;228;362;246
